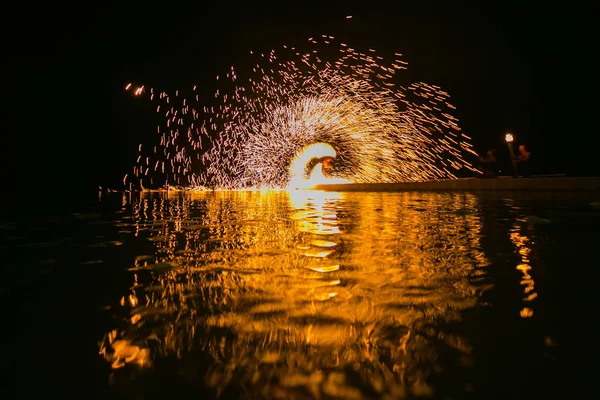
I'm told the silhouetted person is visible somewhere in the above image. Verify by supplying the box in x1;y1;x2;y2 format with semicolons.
514;144;531;177
477;149;497;178
321;157;334;177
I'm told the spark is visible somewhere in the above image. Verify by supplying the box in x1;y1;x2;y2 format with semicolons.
125;36;476;190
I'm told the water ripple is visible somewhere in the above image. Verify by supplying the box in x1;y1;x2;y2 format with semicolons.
97;190;491;398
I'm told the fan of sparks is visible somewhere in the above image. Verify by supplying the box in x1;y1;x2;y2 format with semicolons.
124;35;478;190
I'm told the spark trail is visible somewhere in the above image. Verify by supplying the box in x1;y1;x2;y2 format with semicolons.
125;35;478;190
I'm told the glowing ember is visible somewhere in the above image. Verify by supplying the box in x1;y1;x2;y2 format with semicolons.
125;35;478;190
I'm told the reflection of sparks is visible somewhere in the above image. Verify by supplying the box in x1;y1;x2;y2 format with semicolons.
124;36;478;190
100;191;489;396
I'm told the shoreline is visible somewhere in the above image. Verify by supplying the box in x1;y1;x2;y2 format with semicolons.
313;176;600;192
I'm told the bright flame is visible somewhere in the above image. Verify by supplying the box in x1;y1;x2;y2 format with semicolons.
287;143;351;190
505;133;514;143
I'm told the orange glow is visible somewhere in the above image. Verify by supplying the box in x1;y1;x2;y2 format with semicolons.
302;248;335;258
99;330;150;369
505;133;514;143
509;212;537;319
99;190;487;394
287;143;351;190
309;264;340;272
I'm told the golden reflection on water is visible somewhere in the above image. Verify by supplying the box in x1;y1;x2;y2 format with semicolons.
507;205;538;319
99;190;490;397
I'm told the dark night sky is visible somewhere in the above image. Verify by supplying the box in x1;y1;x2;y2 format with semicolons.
4;1;591;196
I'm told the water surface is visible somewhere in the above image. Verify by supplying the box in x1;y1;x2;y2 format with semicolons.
2;190;597;399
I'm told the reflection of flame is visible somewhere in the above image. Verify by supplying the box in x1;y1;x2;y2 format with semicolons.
289;190;342;235
509;218;537;318
288;143;351;189
100;191;489;397
99;330;150;369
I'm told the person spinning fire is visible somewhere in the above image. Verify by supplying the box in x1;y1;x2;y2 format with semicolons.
321;157;334;177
